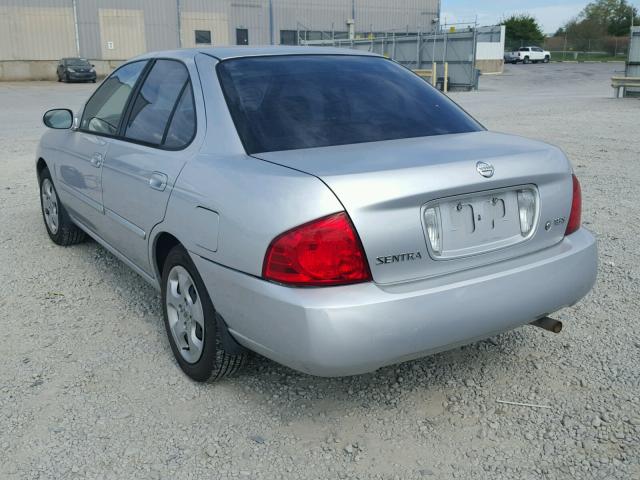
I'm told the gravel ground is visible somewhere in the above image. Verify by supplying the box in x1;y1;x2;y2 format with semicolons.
1;62;639;480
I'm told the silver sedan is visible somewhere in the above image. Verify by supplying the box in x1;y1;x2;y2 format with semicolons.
36;47;597;381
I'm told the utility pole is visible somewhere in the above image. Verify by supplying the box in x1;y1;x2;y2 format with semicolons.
269;0;274;45
71;0;80;56
176;0;182;48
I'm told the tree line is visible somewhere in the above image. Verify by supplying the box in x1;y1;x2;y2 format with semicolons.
501;0;639;53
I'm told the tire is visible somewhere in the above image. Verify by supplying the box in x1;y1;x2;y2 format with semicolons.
39;168;85;246
91;79;96;83
161;245;247;382
523;57;530;64
63;73;69;83
57;74;61;82
544;56;550;63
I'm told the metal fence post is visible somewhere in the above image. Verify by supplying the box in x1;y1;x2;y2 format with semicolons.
392;33;396;60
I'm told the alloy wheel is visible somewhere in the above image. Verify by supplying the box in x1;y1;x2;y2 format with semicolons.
41;178;59;234
165;265;206;364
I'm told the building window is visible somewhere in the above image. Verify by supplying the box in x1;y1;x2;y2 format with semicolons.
195;30;212;45
280;30;297;45
236;28;248;45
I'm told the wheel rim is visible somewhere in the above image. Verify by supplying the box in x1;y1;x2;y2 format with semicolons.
166;265;205;364
41;178;59;234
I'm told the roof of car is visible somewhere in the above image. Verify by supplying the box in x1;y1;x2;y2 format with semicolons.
133;46;379;61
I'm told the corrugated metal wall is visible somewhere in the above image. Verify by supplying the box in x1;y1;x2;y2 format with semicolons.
0;0;77;60
0;0;439;60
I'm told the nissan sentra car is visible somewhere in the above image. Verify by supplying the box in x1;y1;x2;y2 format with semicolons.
36;47;597;382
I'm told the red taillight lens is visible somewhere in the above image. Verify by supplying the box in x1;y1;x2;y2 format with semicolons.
565;174;582;235
263;212;372;286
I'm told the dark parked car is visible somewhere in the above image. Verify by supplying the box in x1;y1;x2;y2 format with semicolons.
56;58;97;83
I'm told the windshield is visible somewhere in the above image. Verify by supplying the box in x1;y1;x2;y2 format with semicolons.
217;55;483;154
65;58;90;66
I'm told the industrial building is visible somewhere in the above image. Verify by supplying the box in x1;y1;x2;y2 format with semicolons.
0;0;440;80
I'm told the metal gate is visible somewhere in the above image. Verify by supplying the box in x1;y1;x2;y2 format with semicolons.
303;29;483;90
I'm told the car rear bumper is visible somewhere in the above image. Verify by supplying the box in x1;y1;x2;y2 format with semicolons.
193;228;597;377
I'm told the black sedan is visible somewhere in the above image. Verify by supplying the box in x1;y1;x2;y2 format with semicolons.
57;58;97;83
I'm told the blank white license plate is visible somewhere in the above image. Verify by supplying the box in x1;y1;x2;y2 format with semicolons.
426;189;533;259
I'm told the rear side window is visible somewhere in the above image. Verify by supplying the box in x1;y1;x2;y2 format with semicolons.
164;83;196;148
81;61;146;135
125;60;191;146
217;55;482;154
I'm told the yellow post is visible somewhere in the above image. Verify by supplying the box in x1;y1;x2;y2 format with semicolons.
432;62;436;86
444;62;449;93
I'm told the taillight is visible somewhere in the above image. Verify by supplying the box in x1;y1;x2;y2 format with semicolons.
565;174;582;235
263;212;371;286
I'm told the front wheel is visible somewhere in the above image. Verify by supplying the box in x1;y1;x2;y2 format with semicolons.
39;168;85;245
161;245;247;382
523;56;530;64
543;56;550;63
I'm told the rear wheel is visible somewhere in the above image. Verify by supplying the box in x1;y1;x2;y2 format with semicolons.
161;245;247;382
39;168;85;246
523;56;530;64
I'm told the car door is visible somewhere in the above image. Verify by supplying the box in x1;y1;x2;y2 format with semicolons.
100;58;200;275
533;48;544;61
54;60;148;232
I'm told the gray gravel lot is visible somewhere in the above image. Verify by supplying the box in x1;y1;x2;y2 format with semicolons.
1;62;639;480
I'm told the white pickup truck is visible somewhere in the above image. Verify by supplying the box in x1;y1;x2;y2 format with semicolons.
506;46;551;64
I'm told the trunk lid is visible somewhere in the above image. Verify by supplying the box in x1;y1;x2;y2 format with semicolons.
254;131;573;284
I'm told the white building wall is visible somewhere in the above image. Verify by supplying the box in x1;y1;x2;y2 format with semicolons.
475;25;505;74
0;4;77;60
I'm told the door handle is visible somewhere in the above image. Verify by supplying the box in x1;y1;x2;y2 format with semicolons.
90;152;103;168
149;172;168;191
90;153;103;167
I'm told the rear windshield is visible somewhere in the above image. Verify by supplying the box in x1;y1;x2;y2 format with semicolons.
217;55;482;154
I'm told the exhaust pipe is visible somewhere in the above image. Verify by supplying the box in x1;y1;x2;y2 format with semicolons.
530;316;563;334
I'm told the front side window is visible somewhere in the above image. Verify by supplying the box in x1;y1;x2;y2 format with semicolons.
217;55;483;154
81;61;147;135
124;60;191;147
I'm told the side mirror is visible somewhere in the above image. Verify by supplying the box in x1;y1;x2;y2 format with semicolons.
43;109;73;129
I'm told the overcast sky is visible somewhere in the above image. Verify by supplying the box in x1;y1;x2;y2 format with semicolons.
441;1;591;33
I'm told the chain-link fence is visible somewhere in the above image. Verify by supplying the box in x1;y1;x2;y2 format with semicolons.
304;29;485;90
504;35;630;61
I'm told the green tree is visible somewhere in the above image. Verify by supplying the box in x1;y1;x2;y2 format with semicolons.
564;16;608;51
580;0;639;36
501;14;545;50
